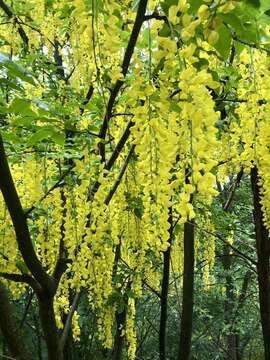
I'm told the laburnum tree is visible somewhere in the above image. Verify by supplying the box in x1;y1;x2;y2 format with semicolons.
0;0;270;359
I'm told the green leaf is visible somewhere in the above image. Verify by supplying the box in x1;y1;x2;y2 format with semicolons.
0;77;22;91
160;0;178;14
193;58;209;71
188;0;204;12
27;127;55;146
2;132;22;144
245;0;260;7
9;98;36;117
51;131;65;146
158;23;171;37
27;126;65;146
214;25;232;59
220;13;246;35
12;117;33;126
170;102;181;113
0;52;36;85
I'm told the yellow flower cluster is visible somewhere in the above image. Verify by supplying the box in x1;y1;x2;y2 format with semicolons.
231;50;270;229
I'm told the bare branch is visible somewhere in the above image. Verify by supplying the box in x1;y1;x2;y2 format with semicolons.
98;0;148;161
0;272;40;292
105;145;135;205
58;292;81;354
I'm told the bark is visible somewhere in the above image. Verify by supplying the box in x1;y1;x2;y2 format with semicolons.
159;208;173;360
235;271;252;360
222;245;237;360
59;292;81;360
112;308;127;360
112;242;127;360
0;281;31;360
221;171;243;360
251;167;270;359
38;292;61;360
0;134;55;294
98;0;148;161
178;219;195;360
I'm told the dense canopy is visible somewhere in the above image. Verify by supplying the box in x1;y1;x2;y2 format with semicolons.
0;0;270;359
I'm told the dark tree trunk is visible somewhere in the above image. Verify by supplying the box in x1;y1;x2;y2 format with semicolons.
0;281;31;360
62;313;75;360
112;308;127;360
251;167;270;359
178;219;195;360
235;271;251;360
112;242;127;360
159;207;173;360
38;293;62;360
221;171;243;360
222;244;237;360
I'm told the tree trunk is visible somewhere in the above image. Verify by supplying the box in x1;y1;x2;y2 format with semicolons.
112;308;127;360
251;167;270;360
0;281;31;360
221;171;243;360
178;219;195;360
112;242;126;360
222;244;237;360
159;208;173;360
38;292;61;360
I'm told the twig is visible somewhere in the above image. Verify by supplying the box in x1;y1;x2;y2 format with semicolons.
119;257;161;298
98;0;148;161
144;12;168;23
0;0;29;48
194;225;257;268
231;31;270;55
58;292;81;354
111;113;134;118
19;289;34;329
105;145;135;205
25;165;75;217
223;168;243;211
80;84;94;115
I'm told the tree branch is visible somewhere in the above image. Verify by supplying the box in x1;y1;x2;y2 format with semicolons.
58;292;81;354
80;84;94;115
0;272;40;290
25;165;75;217
0;281;31;360
105;145;135;205
98;0;148;161
0;0;29;48
231;31;270;55
223;168;243;211
0;134;55;294
144;12;168;23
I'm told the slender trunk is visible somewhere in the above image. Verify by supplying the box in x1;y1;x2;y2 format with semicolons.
251;167;270;359
38;292;61;360
62;312;75;360
112;242;126;360
112;308;127;360
178;219;195;360
221;171;243;359
234;271;251;360
0;281;31;360
33;313;43;360
159;208;173;360
222;245;237;360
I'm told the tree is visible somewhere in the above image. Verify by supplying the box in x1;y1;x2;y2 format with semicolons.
0;0;270;359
